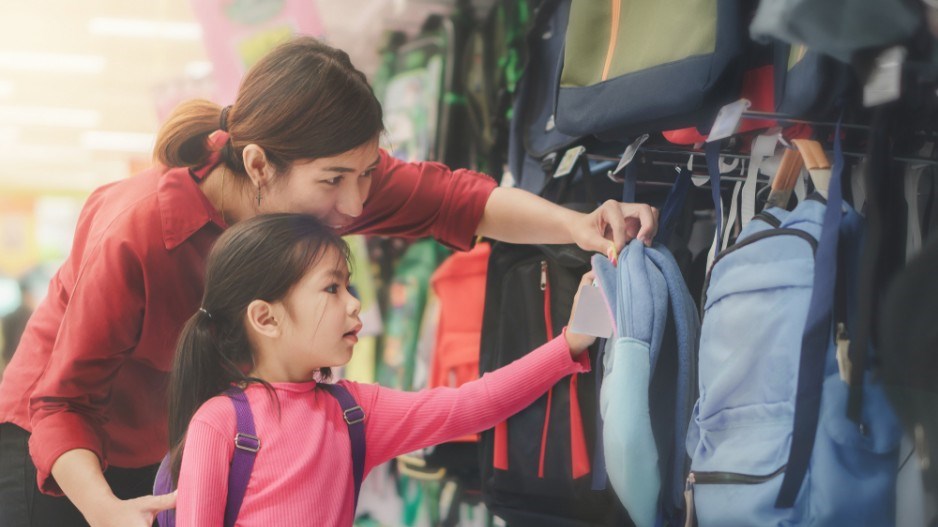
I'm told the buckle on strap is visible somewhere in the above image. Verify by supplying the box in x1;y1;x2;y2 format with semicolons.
234;432;261;452
343;406;365;425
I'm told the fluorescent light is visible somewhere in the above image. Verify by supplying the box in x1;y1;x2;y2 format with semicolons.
0;52;105;74
0;126;17;145
0;80;13;98
185;60;213;78
0;105;101;128
0;143;89;163
88;17;202;41
81;131;155;153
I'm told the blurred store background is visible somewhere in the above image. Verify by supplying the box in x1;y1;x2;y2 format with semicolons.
0;0;480;375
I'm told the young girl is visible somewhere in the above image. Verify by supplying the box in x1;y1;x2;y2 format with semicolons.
168;213;596;526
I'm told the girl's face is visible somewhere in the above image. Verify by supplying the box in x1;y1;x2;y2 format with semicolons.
265;139;380;230
270;248;362;381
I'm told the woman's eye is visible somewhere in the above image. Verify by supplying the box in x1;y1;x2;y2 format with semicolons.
323;176;343;186
360;170;374;179
325;284;339;294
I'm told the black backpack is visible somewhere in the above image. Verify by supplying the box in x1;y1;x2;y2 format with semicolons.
478;230;628;527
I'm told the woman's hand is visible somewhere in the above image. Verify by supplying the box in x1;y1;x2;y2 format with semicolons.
565;271;598;357
570;200;659;255
87;492;176;527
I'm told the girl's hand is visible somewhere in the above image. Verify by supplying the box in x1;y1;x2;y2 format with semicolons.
570;201;659;254
565;271;598;357
88;492;176;527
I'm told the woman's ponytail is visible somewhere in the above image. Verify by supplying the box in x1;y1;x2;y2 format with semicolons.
153;99;224;169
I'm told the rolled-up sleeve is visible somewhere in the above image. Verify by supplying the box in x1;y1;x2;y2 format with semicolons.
28;232;145;495
345;151;498;251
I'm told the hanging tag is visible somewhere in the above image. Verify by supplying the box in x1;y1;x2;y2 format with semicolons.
706;98;751;142
554;146;586;179
545;114;556;132
612;133;650;176
835;323;852;384
500;169;516;188
569;284;614;338
863;46;907;107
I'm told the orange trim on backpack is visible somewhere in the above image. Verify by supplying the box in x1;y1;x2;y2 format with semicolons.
569;373;591;478
494;421;509;470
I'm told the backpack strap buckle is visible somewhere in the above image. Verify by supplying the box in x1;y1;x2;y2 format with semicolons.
234;432;261;453
343;406;365;425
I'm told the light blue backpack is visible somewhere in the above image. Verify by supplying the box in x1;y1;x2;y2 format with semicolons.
686;132;902;526
592;241;700;527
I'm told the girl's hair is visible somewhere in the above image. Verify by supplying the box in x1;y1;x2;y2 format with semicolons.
167;213;351;484
153;36;383;176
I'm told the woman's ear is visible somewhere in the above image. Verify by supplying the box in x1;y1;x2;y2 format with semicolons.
242;144;276;189
245;299;281;339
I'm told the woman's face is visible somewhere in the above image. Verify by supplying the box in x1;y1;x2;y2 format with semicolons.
264;138;380;229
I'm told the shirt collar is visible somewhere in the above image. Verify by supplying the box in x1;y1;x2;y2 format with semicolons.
156;131;229;250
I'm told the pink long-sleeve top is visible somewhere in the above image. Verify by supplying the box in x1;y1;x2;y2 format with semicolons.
175;334;590;527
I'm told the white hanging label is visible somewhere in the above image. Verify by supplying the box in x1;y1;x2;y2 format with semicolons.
569;284;614;338
707;98;751;142
864;46;907;107
553;145;586;178
613;133;650;175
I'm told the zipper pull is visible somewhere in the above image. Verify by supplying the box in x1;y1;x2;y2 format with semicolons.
835;322;852;384
540;260;548;291
683;473;696;527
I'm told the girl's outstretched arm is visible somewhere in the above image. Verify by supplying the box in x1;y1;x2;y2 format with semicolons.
352;329;591;471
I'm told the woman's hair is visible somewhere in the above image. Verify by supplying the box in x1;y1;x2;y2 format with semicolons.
153;36;384;176
167;213;351;484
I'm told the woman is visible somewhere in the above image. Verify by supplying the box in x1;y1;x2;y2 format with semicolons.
0;36;657;527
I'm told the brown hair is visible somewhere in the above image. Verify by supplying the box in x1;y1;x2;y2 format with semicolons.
167;213;351;484
154;37;384;175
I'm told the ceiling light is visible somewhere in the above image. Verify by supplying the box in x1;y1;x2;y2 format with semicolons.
81;131;155;153
88;17;202;41
185;61;213;78
0;126;18;145
0;105;101;128
0;52;105;74
0;143;89;163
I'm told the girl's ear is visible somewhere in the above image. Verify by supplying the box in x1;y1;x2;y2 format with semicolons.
245;299;281;338
242;144;276;189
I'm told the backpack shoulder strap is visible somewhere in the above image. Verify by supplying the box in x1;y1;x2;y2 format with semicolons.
224;386;259;527
320;382;367;510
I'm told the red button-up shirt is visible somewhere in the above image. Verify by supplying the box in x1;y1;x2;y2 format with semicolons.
0;140;496;494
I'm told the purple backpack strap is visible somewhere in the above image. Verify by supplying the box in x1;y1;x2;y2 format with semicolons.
319;382;367;510
224;386;259;527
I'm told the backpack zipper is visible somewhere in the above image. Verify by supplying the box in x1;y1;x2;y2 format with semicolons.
689;465;787;485
702;228;818;307
753;210;782;228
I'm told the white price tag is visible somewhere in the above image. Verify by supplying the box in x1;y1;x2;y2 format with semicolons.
553;145;586;179
569;283;614;338
613;133;650;176
864;46;907;107
706;98;751;142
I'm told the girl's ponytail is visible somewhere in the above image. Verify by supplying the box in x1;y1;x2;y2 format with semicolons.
167;309;245;484
153;99;224;169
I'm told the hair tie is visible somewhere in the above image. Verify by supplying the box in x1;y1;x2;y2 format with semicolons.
219;105;232;132
198;307;213;320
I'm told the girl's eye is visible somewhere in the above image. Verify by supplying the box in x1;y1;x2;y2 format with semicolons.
325;284;340;294
360;170;374;179
323;176;343;186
